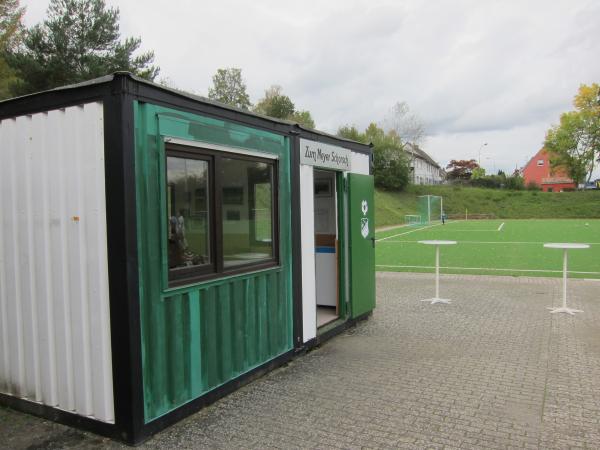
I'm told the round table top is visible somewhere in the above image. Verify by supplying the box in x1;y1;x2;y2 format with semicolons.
418;240;457;246
544;243;590;250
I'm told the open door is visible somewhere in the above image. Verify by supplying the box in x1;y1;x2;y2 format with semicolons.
314;169;340;328
348;173;375;318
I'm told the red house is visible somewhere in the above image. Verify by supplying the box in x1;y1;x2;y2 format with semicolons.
522;148;576;192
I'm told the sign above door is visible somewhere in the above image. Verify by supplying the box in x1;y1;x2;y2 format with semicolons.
299;138;352;171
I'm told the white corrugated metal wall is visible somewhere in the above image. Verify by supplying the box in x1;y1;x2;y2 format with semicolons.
0;102;115;423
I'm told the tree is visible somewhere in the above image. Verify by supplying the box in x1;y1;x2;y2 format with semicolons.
0;0;22;48
253;85;316;128
337;125;364;142
7;0;158;96
471;167;486;180
289;110;315;129
254;85;295;119
382;101;426;146
544;83;600;185
207;67;251;110
371;128;410;190
545;112;591;185
364;122;388;145
0;0;24;99
338;122;409;191
446;159;479;180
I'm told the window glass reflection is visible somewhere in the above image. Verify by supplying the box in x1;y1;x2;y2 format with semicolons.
167;157;211;272
221;158;274;268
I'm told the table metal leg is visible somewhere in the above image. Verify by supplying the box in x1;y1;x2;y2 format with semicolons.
547;249;583;315
435;245;440;299
421;244;451;305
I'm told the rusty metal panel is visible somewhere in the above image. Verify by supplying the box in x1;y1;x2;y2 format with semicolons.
0;103;114;423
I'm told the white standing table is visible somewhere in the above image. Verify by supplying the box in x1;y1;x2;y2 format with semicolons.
543;243;590;315
418;240;457;304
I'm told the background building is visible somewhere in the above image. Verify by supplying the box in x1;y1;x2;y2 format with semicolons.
405;144;445;184
522;148;576;192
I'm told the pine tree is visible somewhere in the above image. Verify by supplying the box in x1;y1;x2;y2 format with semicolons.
0;0;25;99
7;0;159;96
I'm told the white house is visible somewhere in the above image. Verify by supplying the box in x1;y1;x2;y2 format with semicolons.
405;144;445;184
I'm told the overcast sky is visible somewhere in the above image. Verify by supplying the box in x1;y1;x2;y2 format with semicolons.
21;0;600;175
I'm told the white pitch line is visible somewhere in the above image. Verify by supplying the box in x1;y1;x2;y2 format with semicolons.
376;222;444;242
498;222;505;231
376;264;600;275
378;240;600;245
441;229;500;232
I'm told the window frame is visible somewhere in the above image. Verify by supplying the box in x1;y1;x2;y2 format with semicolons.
164;142;280;288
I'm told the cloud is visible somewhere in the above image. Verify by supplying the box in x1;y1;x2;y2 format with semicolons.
21;0;600;174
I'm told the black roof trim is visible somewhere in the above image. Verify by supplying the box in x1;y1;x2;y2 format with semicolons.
0;74;115;107
0;72;371;154
293;125;372;154
0;78;110;120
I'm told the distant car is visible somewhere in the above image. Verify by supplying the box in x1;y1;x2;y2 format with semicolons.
582;181;599;190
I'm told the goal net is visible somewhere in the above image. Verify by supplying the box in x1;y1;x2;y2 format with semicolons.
405;214;422;226
417;195;443;224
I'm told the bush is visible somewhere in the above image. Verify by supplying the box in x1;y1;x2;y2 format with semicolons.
526;181;541;191
465;173;524;190
372;145;410;191
504;175;525;190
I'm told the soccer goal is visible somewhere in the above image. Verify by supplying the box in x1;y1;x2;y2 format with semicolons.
417;195;443;224
405;214;422;226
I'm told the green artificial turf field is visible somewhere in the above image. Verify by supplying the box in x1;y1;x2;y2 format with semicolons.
376;219;600;279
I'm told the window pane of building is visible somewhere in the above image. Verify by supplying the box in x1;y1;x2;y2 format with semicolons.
167;156;211;272
221;158;274;268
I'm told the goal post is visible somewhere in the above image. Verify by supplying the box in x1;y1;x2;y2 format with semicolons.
404;214;422;226
417;195;443;224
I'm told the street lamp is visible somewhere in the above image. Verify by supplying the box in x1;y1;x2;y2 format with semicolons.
485;156;495;174
478;142;488;166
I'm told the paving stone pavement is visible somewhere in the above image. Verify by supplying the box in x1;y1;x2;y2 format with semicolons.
2;272;600;449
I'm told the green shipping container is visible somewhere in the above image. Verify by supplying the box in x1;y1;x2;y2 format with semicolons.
0;73;375;444
134;102;294;421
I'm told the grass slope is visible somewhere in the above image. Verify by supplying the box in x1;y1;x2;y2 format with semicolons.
375;185;600;228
